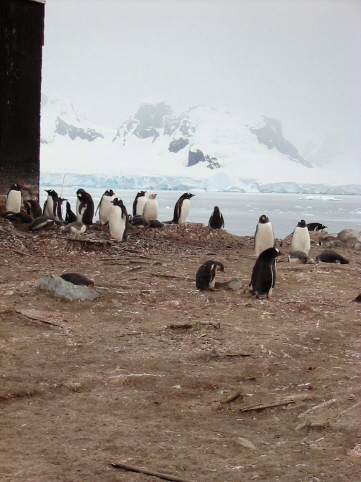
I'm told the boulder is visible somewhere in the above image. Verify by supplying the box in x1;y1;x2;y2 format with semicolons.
38;274;101;301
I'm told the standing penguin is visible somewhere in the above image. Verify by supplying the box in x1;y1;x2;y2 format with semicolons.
56;197;66;222
208;206;224;230
196;260;225;290
249;247;283;298
172;193;195;224
254;214;274;257
291;219;311;254
142;193;158;222
76;189;94;225
95;189;115;224
132;191;147;216
43;189;59;219
24;199;42;219
109;198;128;242
5;184;22;213
65;200;77;223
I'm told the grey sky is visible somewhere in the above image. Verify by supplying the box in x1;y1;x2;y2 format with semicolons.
41;0;361;155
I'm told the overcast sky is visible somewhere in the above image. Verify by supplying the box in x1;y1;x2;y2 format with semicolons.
41;0;361;155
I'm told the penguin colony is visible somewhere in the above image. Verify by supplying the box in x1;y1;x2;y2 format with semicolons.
2;185;355;299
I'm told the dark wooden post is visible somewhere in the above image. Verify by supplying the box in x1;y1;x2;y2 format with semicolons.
0;0;45;203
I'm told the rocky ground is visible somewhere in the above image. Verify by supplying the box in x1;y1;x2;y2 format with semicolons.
0;215;360;482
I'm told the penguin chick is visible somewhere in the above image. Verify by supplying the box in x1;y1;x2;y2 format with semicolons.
24;200;42;219
60;272;94;288
95;189;115;225
291;220;310;254
149;220;164;229
172;193;195;224
208;206;224;230
288;250;314;264
29;216;56;231
143;193;158;222
130;215;150;227
5;184;22;213
132;191;147;216
249;247;283;298
315;249;349;264
3;211;32;223
196;260;225;291
61;222;87;235
76;189;94;225
254;214;274;257
109;198;128;241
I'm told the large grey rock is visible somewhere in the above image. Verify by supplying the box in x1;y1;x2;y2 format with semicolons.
338;229;361;246
38;275;101;301
215;277;243;291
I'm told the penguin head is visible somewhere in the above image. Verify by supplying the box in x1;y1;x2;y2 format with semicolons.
9;184;22;191
76;188;87;200
45;189;58;197
297;219;307;228
104;189;115;197
139;191;146;196
214;261;225;273
259;214;269;223
184;193;195;199
148;193;157;199
111;198;124;207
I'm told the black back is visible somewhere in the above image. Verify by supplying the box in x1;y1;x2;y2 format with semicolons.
196;260;225;290
112;198;129;241
76;189;94;225
250;247;281;296
25;200;43;219
173;193;194;223
307;222;327;231
208;206;224;229
65;201;77;223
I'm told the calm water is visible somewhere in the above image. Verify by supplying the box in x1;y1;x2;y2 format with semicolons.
40;187;361;239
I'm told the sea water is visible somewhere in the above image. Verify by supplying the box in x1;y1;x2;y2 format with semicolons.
40;187;361;239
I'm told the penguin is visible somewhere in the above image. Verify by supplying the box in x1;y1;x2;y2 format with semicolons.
315;249;349;264
249;247;283;298
61;222;87;235
60;272;94;288
307;222;327;232
29;216;56;231
76;189;94;225
65;200;77;223
43;189;59;219
130;214;150;227
196;260;225;291
95;189;115;225
208;206;224;230
109;198;128;242
132;191;147;216
56;197;66;222
3;211;32;223
172;193;194;224
291;220;311;254
24;200;42;219
288;250;314;264
254;214;274;257
142;193;158;222
5;184;22;213
149;219;164;229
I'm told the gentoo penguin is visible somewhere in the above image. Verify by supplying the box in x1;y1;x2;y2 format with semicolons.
315;249;349;264
95;189;115;225
249;247;283;298
109;198;128;242
288;250;314;264
29;216;56;231
56;197;66;222
142;193;158;222
254;214;274;257
196;260;225;290
61;222;87;235
3;211;32;223
43;189;59;219
24;200;42;219
208;206;224;230
291;220;311;255
65;200;77;223
76;189;94;225
5;184;22;213
132;191;147;216
172;193;194;224
130;214;150;227
307;222;327;232
60;272;94;288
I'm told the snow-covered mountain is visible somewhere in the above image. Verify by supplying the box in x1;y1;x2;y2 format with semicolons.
40;95;361;194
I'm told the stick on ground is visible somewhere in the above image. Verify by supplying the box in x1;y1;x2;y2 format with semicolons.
111;461;195;482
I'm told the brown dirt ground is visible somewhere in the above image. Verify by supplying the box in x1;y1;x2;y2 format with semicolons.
0;217;361;482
